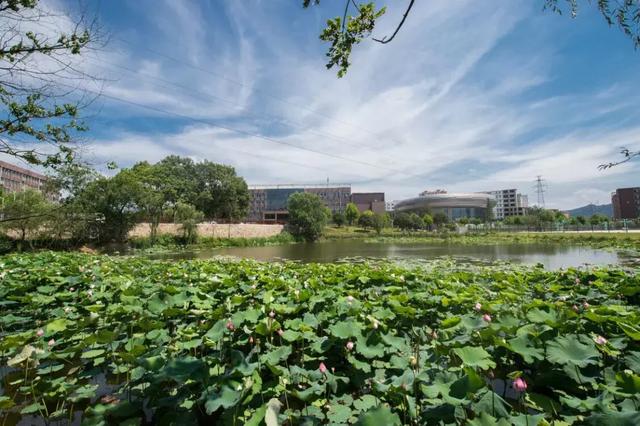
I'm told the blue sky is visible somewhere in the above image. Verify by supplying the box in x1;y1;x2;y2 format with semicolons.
47;0;640;208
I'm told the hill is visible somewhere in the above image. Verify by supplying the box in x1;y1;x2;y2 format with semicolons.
565;203;613;218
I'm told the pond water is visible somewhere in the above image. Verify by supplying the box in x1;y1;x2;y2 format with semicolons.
147;240;638;269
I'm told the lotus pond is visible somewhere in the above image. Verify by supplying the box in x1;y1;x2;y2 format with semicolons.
1;252;640;425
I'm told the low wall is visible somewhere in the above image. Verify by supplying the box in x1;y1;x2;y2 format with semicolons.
129;223;285;239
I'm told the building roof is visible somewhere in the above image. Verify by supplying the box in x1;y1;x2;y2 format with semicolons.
0;160;47;180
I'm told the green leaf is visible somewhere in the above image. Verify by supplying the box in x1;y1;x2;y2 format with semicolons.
619;322;640;341
205;319;227;342
356;405;401;426
261;345;292;366
453;346;496;370
46;318;70;333
328;404;353;423
329;320;363;338
0;396;16;409
507;335;544;363
81;349;106;359
204;386;241;415
546;335;600;367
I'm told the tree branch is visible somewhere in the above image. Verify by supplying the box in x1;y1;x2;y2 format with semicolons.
372;0;415;44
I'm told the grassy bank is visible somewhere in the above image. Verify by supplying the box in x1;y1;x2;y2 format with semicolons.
1;252;639;424
325;226;640;251
128;232;295;253
365;231;640;251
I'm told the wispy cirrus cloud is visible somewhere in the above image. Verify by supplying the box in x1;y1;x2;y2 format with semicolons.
39;0;640;209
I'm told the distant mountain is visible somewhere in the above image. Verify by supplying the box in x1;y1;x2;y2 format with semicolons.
565;204;613;218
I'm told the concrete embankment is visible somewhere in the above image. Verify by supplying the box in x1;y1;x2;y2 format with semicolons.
129;223;284;239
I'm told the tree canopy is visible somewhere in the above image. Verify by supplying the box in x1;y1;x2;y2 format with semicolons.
287;192;328;242
0;0;99;167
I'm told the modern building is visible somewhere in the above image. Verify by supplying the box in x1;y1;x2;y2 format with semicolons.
351;192;385;215
248;184;351;222
394;190;494;220
486;189;528;220
612;187;640;219
0;160;48;194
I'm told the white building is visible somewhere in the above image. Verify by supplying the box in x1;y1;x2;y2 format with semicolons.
487;189;528;220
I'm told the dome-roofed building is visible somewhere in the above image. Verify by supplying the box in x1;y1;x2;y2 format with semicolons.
394;190;494;220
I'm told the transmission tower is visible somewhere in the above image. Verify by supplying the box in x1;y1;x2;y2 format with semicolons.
534;176;547;208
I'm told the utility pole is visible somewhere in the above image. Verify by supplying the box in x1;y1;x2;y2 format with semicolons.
534;176;546;208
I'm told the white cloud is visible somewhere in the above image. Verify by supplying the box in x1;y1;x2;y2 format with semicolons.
55;0;640;210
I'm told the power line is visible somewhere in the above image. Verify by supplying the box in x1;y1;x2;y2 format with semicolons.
63;81;425;179
85;56;412;157
109;36;418;157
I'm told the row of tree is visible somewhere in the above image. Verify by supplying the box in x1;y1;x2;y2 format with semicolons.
0;156;250;247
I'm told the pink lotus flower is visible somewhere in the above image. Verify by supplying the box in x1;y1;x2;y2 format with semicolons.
474;302;482;311
269;310;275;318
319;362;328;374
226;320;235;331
48;339;55;347
483;314;492;322
36;329;44;337
346;341;354;351
513;377;527;392
594;335;608;345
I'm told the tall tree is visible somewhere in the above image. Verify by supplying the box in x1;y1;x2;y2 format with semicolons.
0;0;99;166
344;202;360;226
76;170;143;243
0;188;52;249
287;192;328;242
194;161;249;221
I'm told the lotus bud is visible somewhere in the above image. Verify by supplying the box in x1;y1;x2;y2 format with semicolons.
346;341;354;351
373;320;379;329
69;287;75;292
249;336;254;344
474;302;482;311
575;278;580;284
347;295;354;304
277;329;284;337
319;362;327;374
410;356;417;366
48;339;55;347
431;330;438;339
583;301;590;309
513;377;527;392
269;310;275;318
331;367;335;373
572;305;579;312
594;335;608;345
226;320;235;331
36;329;44;337
483;314;492;322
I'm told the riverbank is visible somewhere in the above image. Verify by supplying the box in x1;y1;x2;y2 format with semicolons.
1;252;638;424
325;226;640;251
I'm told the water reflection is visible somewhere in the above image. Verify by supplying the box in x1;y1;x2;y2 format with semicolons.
148;240;637;269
